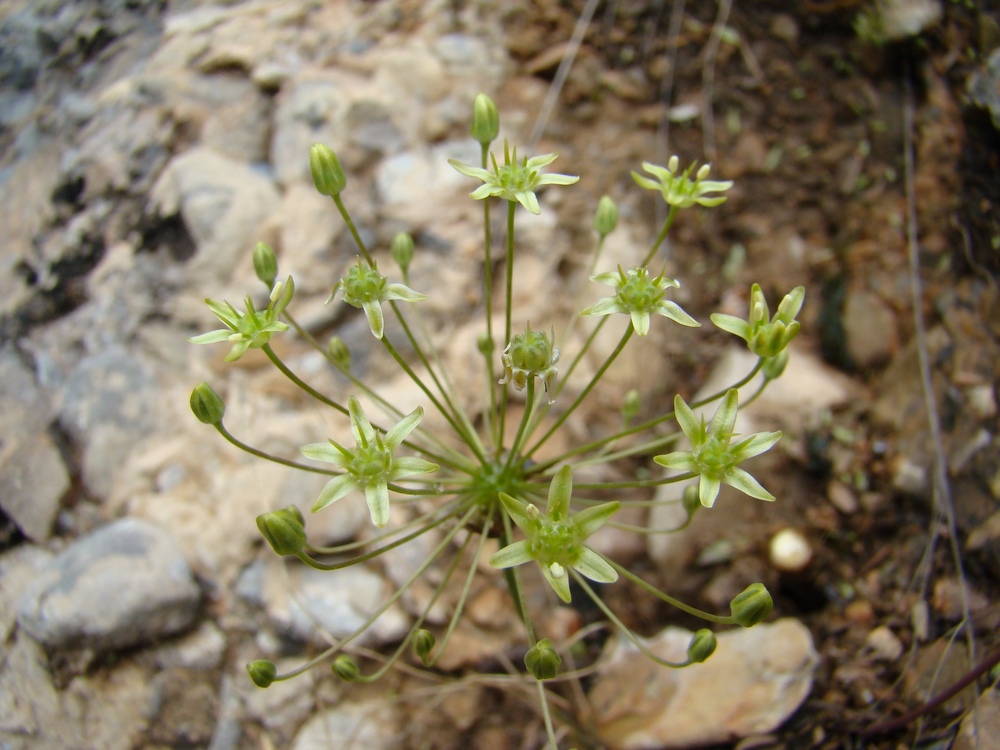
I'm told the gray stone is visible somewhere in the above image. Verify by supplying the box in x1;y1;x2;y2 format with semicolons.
591;619;818;749
270;76;350;187
291;701;399;750
878;0;942;41
0;544;55;642
0;348;68;541
17;518;201;652
154;621;227;670
150;146;280;281
842;289;899;369
261;557;410;647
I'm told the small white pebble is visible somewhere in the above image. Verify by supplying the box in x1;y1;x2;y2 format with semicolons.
866;625;904;661
769;528;812;573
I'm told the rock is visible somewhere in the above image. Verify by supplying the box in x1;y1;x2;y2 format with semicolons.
865;625;904;662
877;0;943;42
842;289;899;370
0;632;76;748
17;518;201;652
968;49;1000;131
155;621;227;671
291;700;398;750
56;346;159;499
374;140;480;226
261;557;410;646
591;619;818;749
150;146;280;282
0;348;68;542
0;545;55;642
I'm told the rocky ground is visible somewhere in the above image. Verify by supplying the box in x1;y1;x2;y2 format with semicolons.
1;1;999;748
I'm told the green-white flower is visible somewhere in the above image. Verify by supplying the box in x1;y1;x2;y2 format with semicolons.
632;156;733;209
581;265;699;336
449;140;579;215
189;276;294;361
654;389;781;508
489;465;619;603
710;284;805;358
499;324;559;401
331;259;428;340
301;397;438;528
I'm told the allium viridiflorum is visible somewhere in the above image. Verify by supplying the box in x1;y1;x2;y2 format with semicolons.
188;93;797;748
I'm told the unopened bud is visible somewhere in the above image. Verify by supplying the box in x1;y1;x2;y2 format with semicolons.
687;629;717;663
253;242;278;288
470;93;500;145
391;232;414;272
256;505;306;556
762;350;789;381
477;333;494;356
328;336;351;369
682;484;701;520
246;659;277;688
593;195;618;238
333;654;361;682
524;637;561;681
730;582;773;627
620;389;640;425
412;629;436;665
310;143;347;197
190;382;226;425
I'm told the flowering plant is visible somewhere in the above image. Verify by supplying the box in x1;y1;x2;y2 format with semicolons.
188;95;803;747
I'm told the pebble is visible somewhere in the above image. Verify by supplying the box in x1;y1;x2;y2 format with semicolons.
17;518;201;652
827;480;859;514
591;619;818;749
769;528;813;573
291;701;398;750
865;625;904;661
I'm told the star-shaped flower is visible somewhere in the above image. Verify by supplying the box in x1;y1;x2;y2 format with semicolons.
632;156;733;209
499;324;559;401
331;259;427;340
301;397;438;527
710;284;805;359
189;276;294;361
581;265;699;336
449;140;579;215
489;465;620;603
654;389;781;508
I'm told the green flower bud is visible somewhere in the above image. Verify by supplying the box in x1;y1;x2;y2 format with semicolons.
470;93;500;145
730;582;773;627
687;629;717;663
391;232;414;273
412;629;436;665
620;389;640;426
252;241;278;289
524;637;561;681
327;336;351;369
593;195;618;238
246;659;277;688
761;350;789;381
310;143;347;197
500;324;559;398
255;505;306;556
333;654;361;682
477;333;494;356
682;484;701;520
190;382;226;425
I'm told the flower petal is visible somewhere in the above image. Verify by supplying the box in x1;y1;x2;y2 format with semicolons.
312;474;358;512
724;467;775;502
537;172;579;186
653;451;696;472
447;159;492;180
390;456;439;478
515;190;541;215
362;299;385;339
498;492;533;531
710;313;751;341
224;339;252;362
733;430;782;460
673;394;702;444
573;547;618;583
545;465;573;521
654;300;700;328
630;310;651;336
384;283;429;304
301;441;349;465
348;396;377;446
188;329;234;345
573;501;620;539
385;406;423;447
364;481;391;527
699;474;722;508
488;540;533;569
580;297;626;317
709;389;739;439
540;561;572;603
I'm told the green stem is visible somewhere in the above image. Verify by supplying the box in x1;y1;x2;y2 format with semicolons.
574;572;693;668
262;343;347;415
505;379;537;472
498;201;516;451
332;194;373;264
641;205;678;266
379;334;489;466
572;472;694;490
214;423;339;475
608;560;734;624
525;323;634;461
481;145;499;446
500;507;535;643
537;680;560;750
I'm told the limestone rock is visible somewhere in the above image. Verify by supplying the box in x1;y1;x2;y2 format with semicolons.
291;700;399;750
591;619;818;749
17;518;201;652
